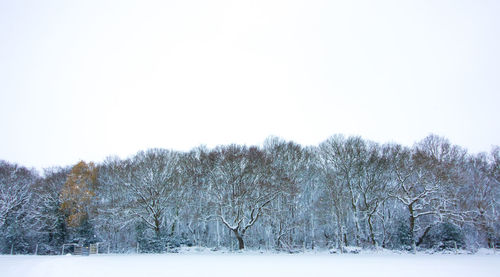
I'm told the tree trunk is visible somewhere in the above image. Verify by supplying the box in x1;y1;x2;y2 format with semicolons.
368;214;376;246
348;182;361;247
353;214;361;247
416;225;432;247
235;232;245;250
408;203;416;252
335;210;344;253
230;229;245;250
154;215;161;237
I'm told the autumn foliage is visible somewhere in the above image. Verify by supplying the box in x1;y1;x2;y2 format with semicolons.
60;161;97;227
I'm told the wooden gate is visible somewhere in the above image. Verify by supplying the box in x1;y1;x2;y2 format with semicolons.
90;244;98;255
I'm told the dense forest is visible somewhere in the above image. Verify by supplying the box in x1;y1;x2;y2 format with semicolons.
1;134;498;254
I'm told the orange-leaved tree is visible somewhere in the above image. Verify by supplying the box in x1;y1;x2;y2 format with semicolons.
60;161;98;228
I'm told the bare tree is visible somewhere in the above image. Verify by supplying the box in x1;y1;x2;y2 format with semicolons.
207;145;277;250
264;137;311;250
31;167;70;252
317;141;349;251
94;157;137;252
0;161;36;229
319;135;367;247
121;149;181;238
461;149;500;248
0;161;39;253
357;142;391;246
388;135;466;251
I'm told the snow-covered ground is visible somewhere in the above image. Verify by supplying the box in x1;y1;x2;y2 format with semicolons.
1;249;498;277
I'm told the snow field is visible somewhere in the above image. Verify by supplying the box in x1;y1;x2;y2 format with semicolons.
1;252;499;277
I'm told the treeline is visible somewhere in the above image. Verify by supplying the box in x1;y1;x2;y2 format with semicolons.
0;134;498;254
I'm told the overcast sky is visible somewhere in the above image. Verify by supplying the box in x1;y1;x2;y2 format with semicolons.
1;0;499;171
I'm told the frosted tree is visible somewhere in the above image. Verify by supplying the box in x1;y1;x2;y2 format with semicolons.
0;161;35;229
94;157;138;252
413;135;468;247
387;136;465;251
357;142;391;246
461;149;500;248
207;145;278;250
31;167;70;253
123;149;181;241
317;142;349;251
318;135;368;247
388;144;434;251
178;146;218;247
0;161;39;253
263;137;312;250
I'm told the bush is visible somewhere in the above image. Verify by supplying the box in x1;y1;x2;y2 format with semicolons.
395;221;413;249
420;222;465;250
135;223;193;253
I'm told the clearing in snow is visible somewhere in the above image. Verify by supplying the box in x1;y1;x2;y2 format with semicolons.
1;251;498;277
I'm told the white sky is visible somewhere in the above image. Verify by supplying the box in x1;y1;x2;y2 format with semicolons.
1;0;499;171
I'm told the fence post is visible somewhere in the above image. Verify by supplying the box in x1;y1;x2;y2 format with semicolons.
35;244;38;255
